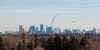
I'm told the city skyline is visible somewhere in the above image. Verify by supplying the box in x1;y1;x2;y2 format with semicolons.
0;0;100;32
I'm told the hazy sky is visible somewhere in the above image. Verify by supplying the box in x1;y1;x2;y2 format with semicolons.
0;0;100;31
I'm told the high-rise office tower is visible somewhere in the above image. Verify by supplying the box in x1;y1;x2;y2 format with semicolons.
35;26;39;33
91;27;96;34
28;25;35;34
19;25;26;40
18;25;29;50
54;27;61;33
19;25;23;33
40;24;44;33
46;26;53;33
19;25;28;45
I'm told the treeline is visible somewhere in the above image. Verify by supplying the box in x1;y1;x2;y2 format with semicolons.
0;35;89;50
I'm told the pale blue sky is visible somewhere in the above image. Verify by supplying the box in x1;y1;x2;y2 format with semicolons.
0;0;100;31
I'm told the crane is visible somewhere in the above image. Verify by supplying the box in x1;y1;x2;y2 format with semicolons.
50;16;56;25
50;14;59;25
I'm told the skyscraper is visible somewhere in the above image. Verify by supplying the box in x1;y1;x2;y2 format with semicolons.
19;25;28;45
46;26;53;33
91;27;96;34
19;25;23;33
54;27;61;33
28;25;35;34
40;24;44;33
35;26;39;33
